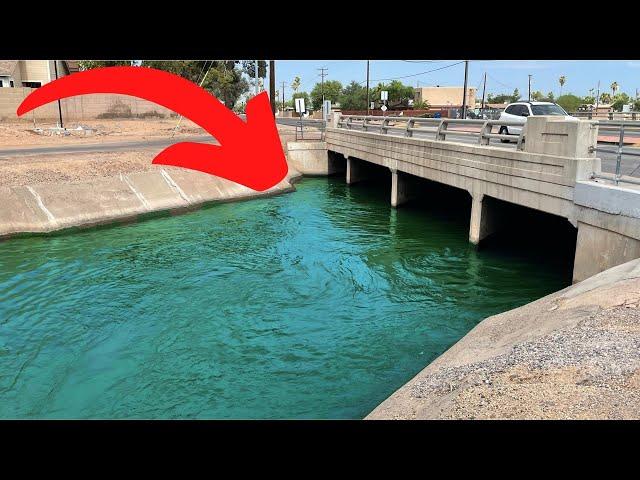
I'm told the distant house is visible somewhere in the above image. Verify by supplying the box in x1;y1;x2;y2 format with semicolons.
414;86;477;109
0;60;79;88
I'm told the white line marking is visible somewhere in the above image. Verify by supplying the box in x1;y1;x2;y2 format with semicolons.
122;175;151;210
26;186;56;223
160;169;190;204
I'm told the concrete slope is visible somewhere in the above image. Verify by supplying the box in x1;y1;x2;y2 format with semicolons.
0;164;302;239
367;258;640;419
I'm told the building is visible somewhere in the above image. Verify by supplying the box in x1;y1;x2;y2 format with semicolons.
414;86;477;109
0;60;79;88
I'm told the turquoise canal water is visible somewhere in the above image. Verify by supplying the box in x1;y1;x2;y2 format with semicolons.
0;177;572;419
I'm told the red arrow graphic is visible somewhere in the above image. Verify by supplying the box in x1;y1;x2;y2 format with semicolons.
16;66;288;191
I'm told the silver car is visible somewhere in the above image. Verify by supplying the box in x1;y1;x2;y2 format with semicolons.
498;101;572;142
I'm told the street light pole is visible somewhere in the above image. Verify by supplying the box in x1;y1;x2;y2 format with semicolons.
366;60;370;115
528;74;532;101
461;60;469;119
255;60;259;96
53;60;64;129
269;60;276;117
481;72;487;112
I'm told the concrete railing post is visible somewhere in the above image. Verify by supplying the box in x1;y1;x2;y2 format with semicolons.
479;121;491;145
523;116;601;181
436;120;448;141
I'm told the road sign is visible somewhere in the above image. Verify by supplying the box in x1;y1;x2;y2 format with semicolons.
323;100;331;120
295;98;305;114
370;102;375;110
381;90;388;101
381;105;387;112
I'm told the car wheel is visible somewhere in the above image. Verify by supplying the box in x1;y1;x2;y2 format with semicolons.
499;126;510;143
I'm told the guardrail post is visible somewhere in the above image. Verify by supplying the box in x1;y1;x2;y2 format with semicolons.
436;120;448;141
380;118;389;135
347;117;353;129
405;119;415;137
516;130;525;151
615;123;625;185
363;117;368;132
479;121;491;145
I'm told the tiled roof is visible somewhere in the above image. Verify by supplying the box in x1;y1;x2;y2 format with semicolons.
0;60;17;76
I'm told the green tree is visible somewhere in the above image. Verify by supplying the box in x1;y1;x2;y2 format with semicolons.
612;92;631;112
413;99;431;110
338;81;367;110
141;61;250;109
583;95;595;105
530;90;543;101
511;89;521;102
599;92;612;104
611;81;619;98
558;76;566;98
633;98;640;111
310;80;342;110
556;94;582;113
241;60;267;79
291;91;310;110
546;91;555;102
291;76;301;94
78;60;134;70
370;80;415;105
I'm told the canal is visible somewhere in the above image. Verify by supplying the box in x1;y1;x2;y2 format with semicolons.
0;177;573;419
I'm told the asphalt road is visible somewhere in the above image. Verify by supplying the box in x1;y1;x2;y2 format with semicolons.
0;120;637;178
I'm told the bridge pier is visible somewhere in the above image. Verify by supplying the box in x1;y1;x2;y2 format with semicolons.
469;194;498;245
346;157;365;185
390;169;411;208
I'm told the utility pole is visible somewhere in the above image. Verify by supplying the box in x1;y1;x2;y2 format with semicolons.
481;72;487;111
528;74;532;101
269;60;276;117
281;81;287;114
366;60;370;115
318;67;328;105
255;60;259;96
461;60;469;119
53;60;63;129
596;80;601;110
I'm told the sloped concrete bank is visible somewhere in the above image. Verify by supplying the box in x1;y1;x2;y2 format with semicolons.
0;164;303;239
367;258;640;419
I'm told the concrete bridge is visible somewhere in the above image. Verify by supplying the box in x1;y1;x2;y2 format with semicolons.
287;115;640;283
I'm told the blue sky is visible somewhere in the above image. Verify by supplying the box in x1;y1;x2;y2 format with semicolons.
273;60;640;99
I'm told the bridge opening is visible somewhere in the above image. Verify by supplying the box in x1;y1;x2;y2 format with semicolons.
478;197;578;285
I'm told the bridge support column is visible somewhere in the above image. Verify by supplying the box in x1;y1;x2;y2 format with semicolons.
346;157;364;185
390;169;410;208
469;193;496;245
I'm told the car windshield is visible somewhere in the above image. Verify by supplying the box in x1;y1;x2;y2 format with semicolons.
531;104;568;116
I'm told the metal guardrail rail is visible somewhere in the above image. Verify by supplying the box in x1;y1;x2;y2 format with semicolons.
336;115;526;149
294;118;326;141
336;115;640;186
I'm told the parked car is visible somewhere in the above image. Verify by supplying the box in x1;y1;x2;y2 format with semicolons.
497;101;573;142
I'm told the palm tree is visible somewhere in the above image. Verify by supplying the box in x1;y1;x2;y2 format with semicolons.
291;76;301;95
558;76;566;98
611;81;619;99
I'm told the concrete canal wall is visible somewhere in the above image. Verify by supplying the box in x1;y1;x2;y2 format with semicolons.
366;257;640;419
0;163;303;238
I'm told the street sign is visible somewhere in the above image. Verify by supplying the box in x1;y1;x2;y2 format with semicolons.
323;100;331;120
295;98;305;114
381;105;387;112
370;102;375;110
381;90;388;101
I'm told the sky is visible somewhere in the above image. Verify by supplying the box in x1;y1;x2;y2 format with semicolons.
272;60;640;99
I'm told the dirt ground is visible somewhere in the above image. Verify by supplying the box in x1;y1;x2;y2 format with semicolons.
0;150;159;187
0;118;207;148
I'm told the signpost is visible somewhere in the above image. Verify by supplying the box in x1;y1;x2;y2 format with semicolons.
295;97;305;140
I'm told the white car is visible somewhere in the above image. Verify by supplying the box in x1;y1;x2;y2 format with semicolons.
497;101;572;142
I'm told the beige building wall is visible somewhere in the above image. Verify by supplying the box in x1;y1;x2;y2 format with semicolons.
0;88;176;122
18;60;53;85
415;86;476;109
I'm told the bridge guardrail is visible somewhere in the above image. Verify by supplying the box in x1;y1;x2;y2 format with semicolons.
590;120;640;186
337;115;526;150
336;115;640;187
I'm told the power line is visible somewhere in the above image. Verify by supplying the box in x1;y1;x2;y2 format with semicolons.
358;61;465;85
